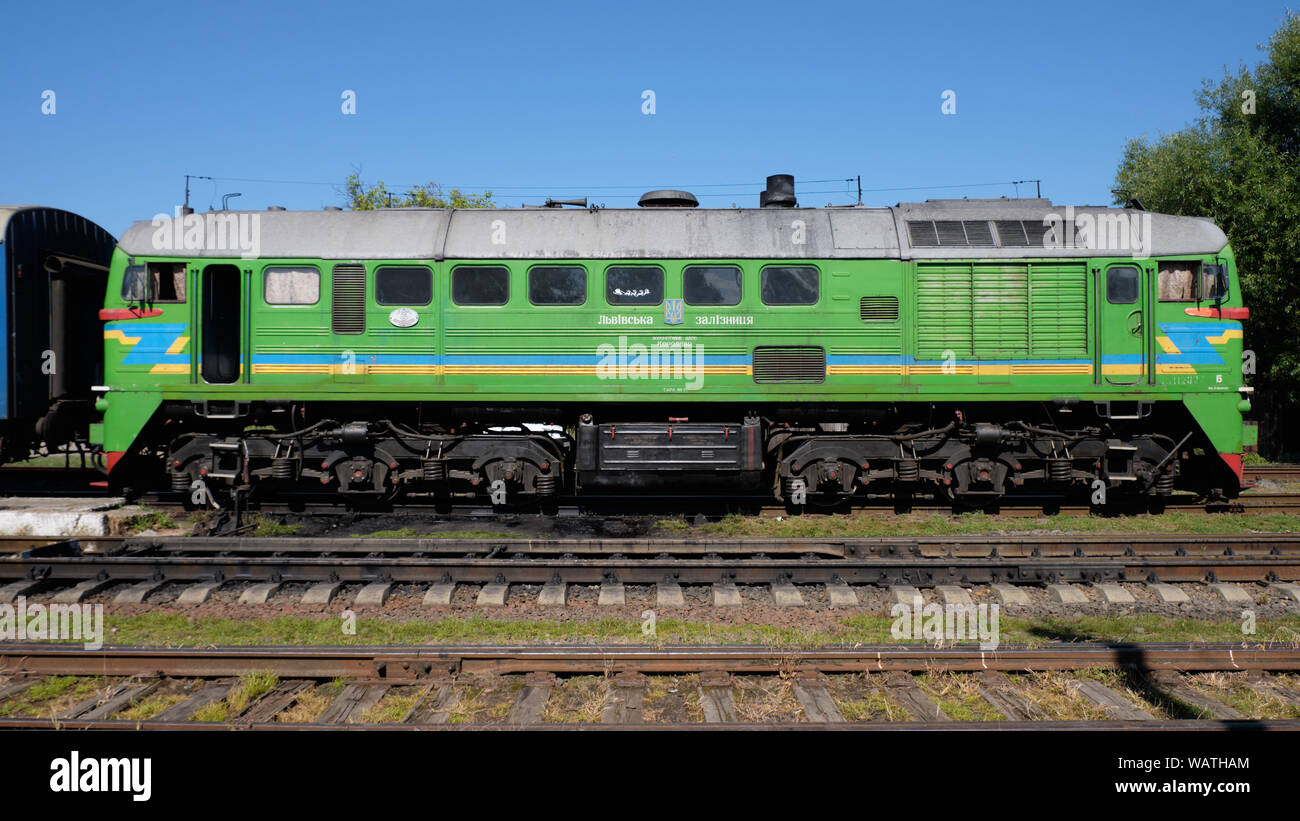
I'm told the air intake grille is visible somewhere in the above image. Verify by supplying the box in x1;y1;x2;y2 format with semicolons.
331;264;366;334
860;296;900;321
907;220;996;247
994;220;1029;246
909;219;1066;248
752;346;826;383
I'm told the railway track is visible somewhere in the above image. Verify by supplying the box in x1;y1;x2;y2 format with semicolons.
1245;464;1300;482
122;488;1300;521
3;533;1300;604
1;462;1299;510
0;643;1297;729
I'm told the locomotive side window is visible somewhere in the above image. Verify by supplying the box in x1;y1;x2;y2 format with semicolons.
1106;266;1139;304
606;266;664;305
529;265;587;305
121;265;149;301
263;266;320;305
376;265;432;306
684;265;741;306
1156;261;1198;302
149;262;186;302
760;266;819;305
1202;263;1229;299
452;265;509;305
121;263;185;302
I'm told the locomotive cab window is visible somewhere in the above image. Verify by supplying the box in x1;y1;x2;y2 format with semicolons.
376;265;432;306
760;266;818;305
149;262;186;302
1202;263;1229;300
606;266;664;305
120;265;148;301
684;265;742;306
1157;261;1199;302
121;263;185;302
452;265;509;305
1106;266;1139;304
263;266;320;305
529;266;587;305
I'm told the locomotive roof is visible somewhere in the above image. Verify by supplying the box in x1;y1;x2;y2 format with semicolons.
116;199;1229;261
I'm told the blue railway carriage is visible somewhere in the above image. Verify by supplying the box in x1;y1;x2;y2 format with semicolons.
0;207;114;461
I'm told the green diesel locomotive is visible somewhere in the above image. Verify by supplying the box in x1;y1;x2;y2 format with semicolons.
92;176;1251;507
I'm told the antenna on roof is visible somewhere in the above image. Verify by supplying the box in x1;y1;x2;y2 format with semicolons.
1011;179;1041;198
183;174;212;216
1111;188;1146;211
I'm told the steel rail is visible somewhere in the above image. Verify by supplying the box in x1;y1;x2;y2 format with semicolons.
2;643;1299;679
135;492;1300;519
4;534;1300;586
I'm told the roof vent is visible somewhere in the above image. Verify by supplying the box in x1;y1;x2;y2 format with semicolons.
761;174;796;208
637;189;699;208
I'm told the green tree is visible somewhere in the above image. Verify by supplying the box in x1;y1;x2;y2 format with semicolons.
1114;13;1300;453
344;172;494;210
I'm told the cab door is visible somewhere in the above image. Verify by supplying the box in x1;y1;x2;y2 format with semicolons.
1099;263;1146;386
200;263;244;384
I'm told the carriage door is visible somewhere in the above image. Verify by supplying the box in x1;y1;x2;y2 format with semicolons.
201;264;244;384
1099;264;1146;386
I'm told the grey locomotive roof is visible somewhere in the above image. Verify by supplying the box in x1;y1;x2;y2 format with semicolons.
116;199;1229;261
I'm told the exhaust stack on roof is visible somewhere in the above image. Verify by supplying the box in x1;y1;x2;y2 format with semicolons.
761;174;796;208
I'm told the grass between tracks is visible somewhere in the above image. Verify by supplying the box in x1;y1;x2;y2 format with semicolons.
658;511;1300;538
85;611;1300;648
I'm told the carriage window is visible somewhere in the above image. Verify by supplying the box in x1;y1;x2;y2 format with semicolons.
684;265;742;306
529;266;587;305
1107;266;1139;304
1157;261;1198;302
376;265;432;306
606;266;664;305
452;265;509;305
120;265;149;301
761;266;819;305
264;266;320;305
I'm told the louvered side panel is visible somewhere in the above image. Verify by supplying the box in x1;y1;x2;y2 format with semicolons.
915;264;972;358
752;346;826;383
972;264;1028;356
1029;262;1088;356
859;296;899;321
331;264;366;334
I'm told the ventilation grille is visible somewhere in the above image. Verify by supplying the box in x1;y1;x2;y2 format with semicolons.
907;220;996;247
860;296;900;321
331;264;366;334
752;346;826;383
908;219;1068;248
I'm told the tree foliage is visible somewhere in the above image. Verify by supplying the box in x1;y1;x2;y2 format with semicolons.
1114;13;1300;443
344;172;494;210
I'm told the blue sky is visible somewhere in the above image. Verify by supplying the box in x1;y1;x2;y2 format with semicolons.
1;0;1292;236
